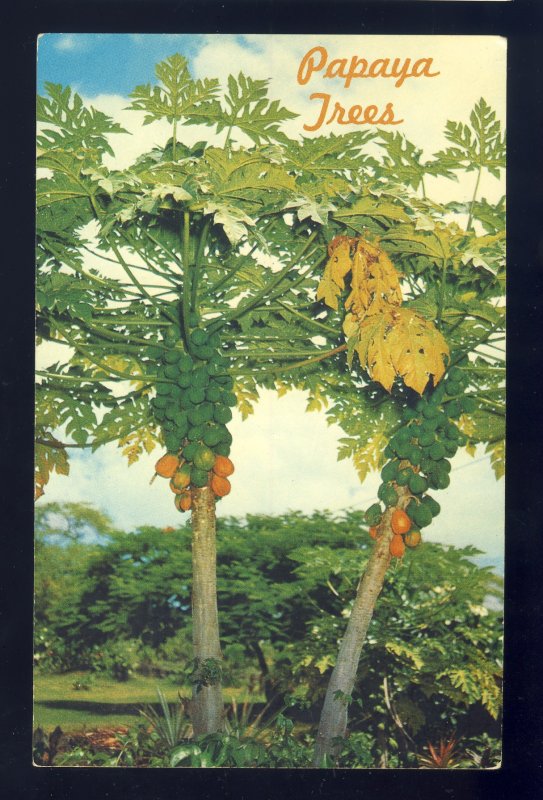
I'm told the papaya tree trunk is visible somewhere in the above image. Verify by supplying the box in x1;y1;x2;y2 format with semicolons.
190;486;224;736
313;490;410;767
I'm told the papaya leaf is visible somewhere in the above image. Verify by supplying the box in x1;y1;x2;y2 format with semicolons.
380;225;446;260
204;201;256;245
37;83;127;154
128;54;220;125
319;237;449;394
119;429;159;465
92;397;155;450
333;193;411;229
35;439;70;500
486;440;505;480
356;314;396;391
234;378;260;420
288;197;337;226
350;424;391;482
193;72;298;145
434;98;506;177
377;130;457;191
281;132;377;184
316;275;341;311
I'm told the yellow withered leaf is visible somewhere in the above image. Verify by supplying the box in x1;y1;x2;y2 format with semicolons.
329;238;352;288
347;247;372;316
352;308;449;394
316;273;341;310
317;237;353;309
346;239;402;319
318;235;448;395
357;313;397;391
385;308;449;394
342;312;359;340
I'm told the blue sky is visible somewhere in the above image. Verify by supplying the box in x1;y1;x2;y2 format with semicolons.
36;34;505;571
37;34;207;95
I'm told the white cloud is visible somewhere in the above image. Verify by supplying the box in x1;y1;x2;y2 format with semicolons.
54;35;80;52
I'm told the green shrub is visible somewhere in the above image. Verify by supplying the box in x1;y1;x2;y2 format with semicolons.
89;639;144;682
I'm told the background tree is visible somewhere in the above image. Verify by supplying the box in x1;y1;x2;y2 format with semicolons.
35;505;503;767
34;503;113;672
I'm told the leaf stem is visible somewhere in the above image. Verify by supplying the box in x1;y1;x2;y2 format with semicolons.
142;230;184;272
53;320;155;383
238;344;347;377
191;217;212;313
479;342;505;354
108;239;178;325
221;333;316;343
36;437;92;450
229;348;334;360
458;365;505;373
436;258;449;329
275;299;339;335
74;320;167;351
449;318;504;367
201;244;259;299
37;370;159;384
182;210;192;348
466;166;482;231
43;240;128;292
473;397;505;414
91;315;165;327
216;230;320;329
117;232;180;284
81;241;178;285
420;176;427;200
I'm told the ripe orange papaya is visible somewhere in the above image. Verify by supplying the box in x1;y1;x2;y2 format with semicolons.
391;508;411;535
390;534;405;558
155;453;180;479
213;455;235;478
210;474;231;497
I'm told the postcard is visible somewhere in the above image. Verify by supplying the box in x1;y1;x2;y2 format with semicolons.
35;33;505;769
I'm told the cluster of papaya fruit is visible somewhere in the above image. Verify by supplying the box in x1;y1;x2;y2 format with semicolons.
365;365;472;558
155;451;235;511
150;323;236;509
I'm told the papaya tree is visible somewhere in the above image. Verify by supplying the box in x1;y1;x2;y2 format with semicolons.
36;52;504;750
310;103;505;764
35;54;380;735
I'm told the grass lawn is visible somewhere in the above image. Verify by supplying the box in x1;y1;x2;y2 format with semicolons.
34;671;262;733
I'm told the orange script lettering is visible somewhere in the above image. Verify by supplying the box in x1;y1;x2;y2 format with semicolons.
304;93;404;131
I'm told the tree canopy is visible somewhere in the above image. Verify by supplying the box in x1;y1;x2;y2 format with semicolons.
36;55;504;500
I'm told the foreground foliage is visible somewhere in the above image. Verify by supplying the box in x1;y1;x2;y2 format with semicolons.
40;715;499;769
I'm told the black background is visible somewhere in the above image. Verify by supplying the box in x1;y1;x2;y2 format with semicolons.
2;1;543;798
